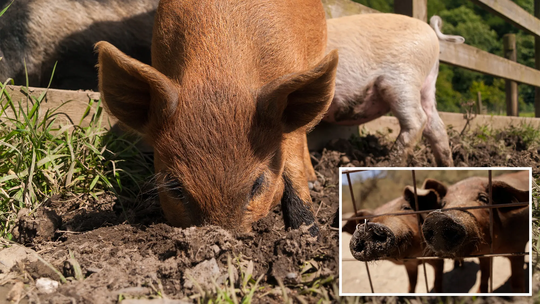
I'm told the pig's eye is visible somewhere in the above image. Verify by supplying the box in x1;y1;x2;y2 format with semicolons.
164;174;186;202
478;194;489;204
250;173;265;198
401;205;412;211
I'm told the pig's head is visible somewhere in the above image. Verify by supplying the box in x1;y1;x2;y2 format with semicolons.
95;41;338;232
421;177;529;257
348;187;440;261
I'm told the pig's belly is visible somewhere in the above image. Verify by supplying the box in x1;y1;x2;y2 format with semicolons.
323;97;391;126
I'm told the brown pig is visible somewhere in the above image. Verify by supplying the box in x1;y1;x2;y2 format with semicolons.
421;171;530;293
344;186;444;293
95;0;339;234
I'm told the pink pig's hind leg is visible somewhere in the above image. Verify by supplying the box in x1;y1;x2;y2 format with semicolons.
420;62;454;167
387;86;427;166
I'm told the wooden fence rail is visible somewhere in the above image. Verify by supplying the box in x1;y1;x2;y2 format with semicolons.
469;0;540;38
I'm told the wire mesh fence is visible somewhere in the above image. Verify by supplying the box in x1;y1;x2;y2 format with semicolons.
341;169;530;294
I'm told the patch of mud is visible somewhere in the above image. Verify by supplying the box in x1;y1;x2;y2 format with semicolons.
1;127;538;303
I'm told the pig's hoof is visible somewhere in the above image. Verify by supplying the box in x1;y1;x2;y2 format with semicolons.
307;223;319;237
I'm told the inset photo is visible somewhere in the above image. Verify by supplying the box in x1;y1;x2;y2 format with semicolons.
339;168;532;296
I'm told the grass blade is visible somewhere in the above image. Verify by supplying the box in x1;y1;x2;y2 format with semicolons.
0;0;14;17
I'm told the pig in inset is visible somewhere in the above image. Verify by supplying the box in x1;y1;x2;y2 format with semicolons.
345;186;444;293
96;0;339;234
0;0;157;90
323;14;465;167
421;171;530;292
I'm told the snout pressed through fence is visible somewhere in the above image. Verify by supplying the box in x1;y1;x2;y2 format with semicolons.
342;169;530;294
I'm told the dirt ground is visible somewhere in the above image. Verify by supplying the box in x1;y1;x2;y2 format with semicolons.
0;127;539;303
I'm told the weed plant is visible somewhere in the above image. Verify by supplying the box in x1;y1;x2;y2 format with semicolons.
0;79;153;238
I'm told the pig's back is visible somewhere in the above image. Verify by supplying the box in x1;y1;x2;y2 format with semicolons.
326;13;439;80
152;0;327;86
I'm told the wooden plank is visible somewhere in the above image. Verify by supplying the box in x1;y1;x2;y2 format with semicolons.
394;0;427;22
321;0;377;19
477;91;484;114
503;34;518;116
0;85;117;128
439;41;540;87
469;0;540;38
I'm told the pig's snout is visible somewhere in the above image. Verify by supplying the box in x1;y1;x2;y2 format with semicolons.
422;212;467;255
349;223;395;261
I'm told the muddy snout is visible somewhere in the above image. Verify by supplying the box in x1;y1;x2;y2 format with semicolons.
349;222;396;261
422;212;467;255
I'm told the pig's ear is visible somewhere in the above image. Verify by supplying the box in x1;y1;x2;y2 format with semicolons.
422;178;447;198
257;50;338;133
491;181;529;209
342;209;372;235
403;187;441;211
96;41;178;133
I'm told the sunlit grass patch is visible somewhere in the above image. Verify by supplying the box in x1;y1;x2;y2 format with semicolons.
187;254;338;304
0;80;153;238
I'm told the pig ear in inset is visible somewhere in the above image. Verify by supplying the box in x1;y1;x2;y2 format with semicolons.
257;50;339;133
96;41;178;134
403;186;441;212
342;209;372;235
491;181;529;210
422;178;448;198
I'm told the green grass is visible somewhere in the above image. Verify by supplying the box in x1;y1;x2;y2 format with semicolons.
0;0;13;18
469;122;540;150
0;79;153;239
520;112;535;118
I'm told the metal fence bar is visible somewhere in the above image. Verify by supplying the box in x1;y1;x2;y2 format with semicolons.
345;172;359;223
364;262;374;293
342;169;368;174
342;251;530;262
346;171;374;293
488;171;494;293
411;170;430;293
343;202;529;221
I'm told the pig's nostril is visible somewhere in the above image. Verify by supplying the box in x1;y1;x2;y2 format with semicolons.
444;228;459;242
372;229;388;243
354;239;366;253
443;224;466;244
423;229;434;242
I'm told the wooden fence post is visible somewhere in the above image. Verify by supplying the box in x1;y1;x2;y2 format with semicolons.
477;91;483;114
394;0;427;22
535;0;540;117
504;34;518;116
